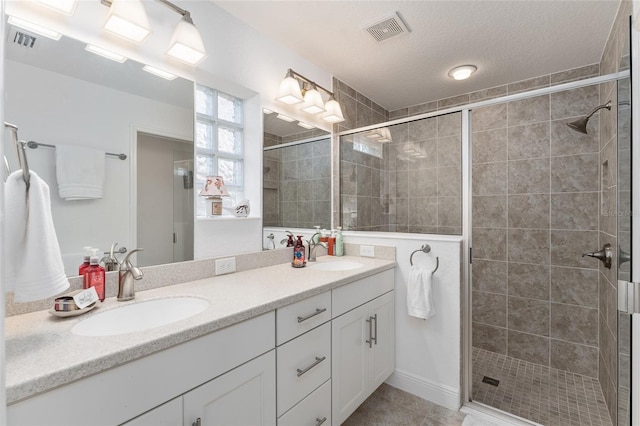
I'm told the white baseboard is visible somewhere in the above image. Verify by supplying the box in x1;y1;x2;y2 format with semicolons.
385;369;461;411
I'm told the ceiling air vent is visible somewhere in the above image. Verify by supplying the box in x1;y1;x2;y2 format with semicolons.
12;30;37;49
363;12;410;43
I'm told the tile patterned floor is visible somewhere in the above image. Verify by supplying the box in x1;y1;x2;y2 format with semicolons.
472;348;612;426
343;383;466;426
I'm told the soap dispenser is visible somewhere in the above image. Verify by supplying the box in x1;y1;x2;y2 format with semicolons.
83;248;106;301
336;227;344;257
78;246;93;276
292;236;306;268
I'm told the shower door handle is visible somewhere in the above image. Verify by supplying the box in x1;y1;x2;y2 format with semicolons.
582;243;612;269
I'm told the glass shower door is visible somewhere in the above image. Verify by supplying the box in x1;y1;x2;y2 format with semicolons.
617;77;632;426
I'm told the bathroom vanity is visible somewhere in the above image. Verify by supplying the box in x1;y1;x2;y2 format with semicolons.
5;256;395;426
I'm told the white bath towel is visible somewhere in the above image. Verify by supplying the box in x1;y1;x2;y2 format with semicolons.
56;144;105;200
407;264;435;319
4;170;69;302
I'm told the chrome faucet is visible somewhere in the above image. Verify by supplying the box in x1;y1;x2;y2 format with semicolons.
307;232;328;262
102;242;124;272
118;248;144;301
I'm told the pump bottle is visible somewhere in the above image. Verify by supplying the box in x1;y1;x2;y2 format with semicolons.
83;248;106;301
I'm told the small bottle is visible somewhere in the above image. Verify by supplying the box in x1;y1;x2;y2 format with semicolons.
313;226;321;244
83;248;106;301
292;236;306;268
286;235;295;247
328;230;336;256
336;227;344;257
78;246;93;276
320;229;329;244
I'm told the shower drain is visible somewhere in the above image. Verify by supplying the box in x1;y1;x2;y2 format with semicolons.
482;376;500;387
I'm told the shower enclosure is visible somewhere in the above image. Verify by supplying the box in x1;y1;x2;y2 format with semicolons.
336;72;631;425
469;78;629;426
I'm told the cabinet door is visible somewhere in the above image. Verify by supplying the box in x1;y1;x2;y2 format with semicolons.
184;350;276;426
331;303;369;425
368;291;395;390
121;397;182;426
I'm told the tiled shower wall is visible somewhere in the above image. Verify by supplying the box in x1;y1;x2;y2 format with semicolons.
598;1;631;422
340;113;462;233
262;133;332;229
471;85;602;378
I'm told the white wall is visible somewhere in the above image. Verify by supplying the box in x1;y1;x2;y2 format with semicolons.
0;2;6;421
263;228;463;410
4;60;193;275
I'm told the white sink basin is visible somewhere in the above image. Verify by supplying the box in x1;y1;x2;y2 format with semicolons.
309;260;364;271
71;297;210;337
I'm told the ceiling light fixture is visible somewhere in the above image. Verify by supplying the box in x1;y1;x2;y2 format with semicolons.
7;15;62;40
35;0;79;15
101;0;207;66
85;44;127;63
275;69;345;123
448;65;477;80
276;114;295;122
297;122;315;129
142;65;178;80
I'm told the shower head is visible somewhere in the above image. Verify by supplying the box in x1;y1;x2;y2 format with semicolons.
566;100;612;134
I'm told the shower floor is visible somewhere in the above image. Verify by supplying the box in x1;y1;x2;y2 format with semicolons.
472;348;612;426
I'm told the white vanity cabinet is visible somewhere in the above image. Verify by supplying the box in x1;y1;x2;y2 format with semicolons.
331;269;395;425
8;313;275;426
183;350;276;426
122;398;182;426
276;291;332;425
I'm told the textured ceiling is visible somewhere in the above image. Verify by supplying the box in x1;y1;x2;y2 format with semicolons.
215;0;621;111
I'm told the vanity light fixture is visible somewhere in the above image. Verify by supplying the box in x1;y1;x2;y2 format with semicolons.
101;0;207;66
85;44;127;63
142;65;177;80
448;65;477;80
297;122;315;129
103;0;151;44
322;94;345;123
35;0;79;15
301;83;326;114
276;68;345;123
8;15;62;40
276;114;296;122
276;69;304;104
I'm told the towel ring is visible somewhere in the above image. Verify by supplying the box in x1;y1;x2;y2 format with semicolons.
409;244;439;274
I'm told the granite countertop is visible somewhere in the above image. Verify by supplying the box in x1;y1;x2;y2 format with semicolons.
6;255;396;404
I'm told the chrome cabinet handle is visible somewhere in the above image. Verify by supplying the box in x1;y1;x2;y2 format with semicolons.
366;317;373;348
296;356;326;377
372;314;378;345
315;417;327;426
192;418;201;426
297;307;327;323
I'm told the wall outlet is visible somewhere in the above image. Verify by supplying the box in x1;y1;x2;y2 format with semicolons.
360;245;375;257
215;257;236;275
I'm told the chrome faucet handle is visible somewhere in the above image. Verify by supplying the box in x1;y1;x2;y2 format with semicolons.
582;243;612;269
118;248;144;301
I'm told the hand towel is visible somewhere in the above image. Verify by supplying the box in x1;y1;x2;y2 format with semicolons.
4;170;69;302
55;144;105;200
407;264;435;319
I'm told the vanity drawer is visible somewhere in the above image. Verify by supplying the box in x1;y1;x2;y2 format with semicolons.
276;291;331;345
332;269;394;318
276;322;331;416
278;379;331;426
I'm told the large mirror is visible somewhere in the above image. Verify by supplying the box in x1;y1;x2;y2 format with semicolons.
4;21;195;275
262;111;330;231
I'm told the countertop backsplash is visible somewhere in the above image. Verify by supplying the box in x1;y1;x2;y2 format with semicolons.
6;243;395;317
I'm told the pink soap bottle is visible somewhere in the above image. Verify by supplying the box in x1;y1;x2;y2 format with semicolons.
83;249;106;301
78;246;93;276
